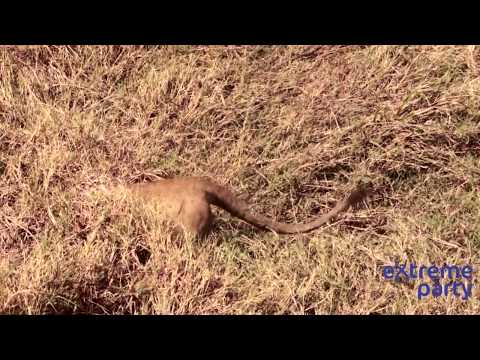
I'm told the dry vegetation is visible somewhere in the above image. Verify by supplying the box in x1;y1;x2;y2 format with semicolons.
0;45;479;314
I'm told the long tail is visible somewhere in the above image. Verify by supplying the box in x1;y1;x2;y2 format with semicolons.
200;179;369;234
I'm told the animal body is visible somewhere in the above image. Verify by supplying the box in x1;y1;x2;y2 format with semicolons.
119;176;369;237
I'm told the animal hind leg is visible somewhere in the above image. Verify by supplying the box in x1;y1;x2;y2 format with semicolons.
179;197;213;237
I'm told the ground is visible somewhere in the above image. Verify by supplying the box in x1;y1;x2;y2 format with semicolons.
0;45;479;314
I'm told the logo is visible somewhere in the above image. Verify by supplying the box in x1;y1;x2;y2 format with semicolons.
382;261;474;300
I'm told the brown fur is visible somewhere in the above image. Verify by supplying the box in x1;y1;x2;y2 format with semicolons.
121;177;370;237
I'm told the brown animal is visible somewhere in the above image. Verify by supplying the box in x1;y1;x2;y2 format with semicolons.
120;177;369;237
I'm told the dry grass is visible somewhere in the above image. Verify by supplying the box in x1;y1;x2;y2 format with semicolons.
0;45;479;314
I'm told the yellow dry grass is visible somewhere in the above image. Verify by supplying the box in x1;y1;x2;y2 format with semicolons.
0;45;479;314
